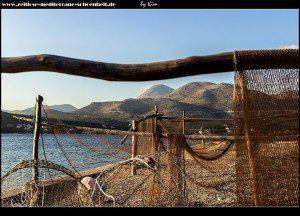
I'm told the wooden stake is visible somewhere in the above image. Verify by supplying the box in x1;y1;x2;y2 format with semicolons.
32;95;43;182
131;120;137;175
31;94;43;207
153;106;158;152
182;110;185;135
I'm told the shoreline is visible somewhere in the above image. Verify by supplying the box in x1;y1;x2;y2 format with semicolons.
1;149;238;207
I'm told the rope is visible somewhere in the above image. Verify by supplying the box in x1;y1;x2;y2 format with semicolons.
90;155;159;206
41;104;82;178
40;128;53;180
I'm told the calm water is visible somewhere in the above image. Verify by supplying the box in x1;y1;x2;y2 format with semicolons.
1;133;131;189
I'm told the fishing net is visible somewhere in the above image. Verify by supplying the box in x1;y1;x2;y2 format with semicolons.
2;48;298;207
233;49;299;206
2;111;236;207
88;150;236;207
1;160;91;207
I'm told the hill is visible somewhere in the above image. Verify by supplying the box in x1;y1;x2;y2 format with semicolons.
4;81;298;133
3;81;235;132
1;111;34;133
5;104;78;115
70;81;235;126
163;82;233;111
137;84;174;99
46;104;78;112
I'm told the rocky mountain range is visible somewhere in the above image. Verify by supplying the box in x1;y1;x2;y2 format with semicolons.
3;81;298;133
74;82;233;114
56;82;234;129
2;81;235;130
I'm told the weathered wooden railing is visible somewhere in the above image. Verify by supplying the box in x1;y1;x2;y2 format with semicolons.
2;49;297;81
13;114;298;142
1;52;233;81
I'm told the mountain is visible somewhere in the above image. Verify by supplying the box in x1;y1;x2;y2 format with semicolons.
71;81;234;124
163;82;233;111
5;104;78;115
3;82;235;132
46;104;78;112
70;97;229;128
6;107;36;116
137;84;174;99
4;81;298;133
45;82;298;129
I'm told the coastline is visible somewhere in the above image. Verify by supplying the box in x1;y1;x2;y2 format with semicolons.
1;149;237;207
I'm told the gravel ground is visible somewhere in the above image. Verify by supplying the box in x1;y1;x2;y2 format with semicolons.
3;140;298;207
183;152;237;207
89;149;238;207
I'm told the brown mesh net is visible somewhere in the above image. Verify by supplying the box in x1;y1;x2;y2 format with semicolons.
233;49;299;206
1;160;91;207
2;49;298;207
2;114;237;207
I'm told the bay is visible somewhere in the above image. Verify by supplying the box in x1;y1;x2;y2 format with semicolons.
1;133;132;190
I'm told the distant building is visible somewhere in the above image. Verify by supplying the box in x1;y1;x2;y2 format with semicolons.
42;125;50;132
24;124;33;131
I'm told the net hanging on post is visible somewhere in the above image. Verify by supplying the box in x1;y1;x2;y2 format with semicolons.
233;49;299;206
2;49;298;207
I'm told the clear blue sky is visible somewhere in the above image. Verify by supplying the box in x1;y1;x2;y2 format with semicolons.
1;9;299;110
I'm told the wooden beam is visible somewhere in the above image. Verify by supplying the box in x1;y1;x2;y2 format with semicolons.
1;52;234;81
13;115;297;141
185;135;244;141
184;134;298;141
13;115;153;137
2;49;298;81
170;117;236;122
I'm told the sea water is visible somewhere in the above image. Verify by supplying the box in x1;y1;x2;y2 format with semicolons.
1;133;131;190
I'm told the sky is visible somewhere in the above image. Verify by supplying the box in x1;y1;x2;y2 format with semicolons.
1;9;299;110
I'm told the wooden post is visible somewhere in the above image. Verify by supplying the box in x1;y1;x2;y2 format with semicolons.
152;106;159;152
131;120;137;175
154;106;158;134
181;110;186;204
182;110;185;135
32;95;43;182
201;127;205;148
30;94;43;207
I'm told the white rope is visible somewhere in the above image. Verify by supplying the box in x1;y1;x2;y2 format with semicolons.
89;155;158;206
10;199;25;207
96;178;116;207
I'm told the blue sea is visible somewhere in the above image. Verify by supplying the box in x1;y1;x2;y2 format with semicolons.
1;133;132;189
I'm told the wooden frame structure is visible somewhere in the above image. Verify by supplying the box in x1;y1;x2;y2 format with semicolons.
2;49;299;206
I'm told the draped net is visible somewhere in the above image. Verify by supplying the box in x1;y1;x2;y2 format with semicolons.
233;49;299;206
2;49;298;207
